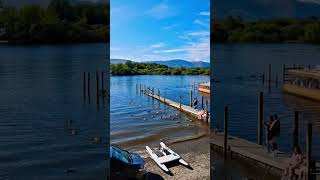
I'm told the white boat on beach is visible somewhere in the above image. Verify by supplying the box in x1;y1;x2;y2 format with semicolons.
146;142;189;172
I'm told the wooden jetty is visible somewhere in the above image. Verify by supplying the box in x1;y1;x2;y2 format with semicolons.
211;132;291;176
138;85;210;123
211;103;320;179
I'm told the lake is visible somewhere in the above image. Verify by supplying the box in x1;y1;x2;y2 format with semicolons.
211;43;320;178
110;75;210;150
0;44;108;179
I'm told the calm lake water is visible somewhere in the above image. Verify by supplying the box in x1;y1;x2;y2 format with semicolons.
110;75;210;150
0;44;108;179
211;43;320;179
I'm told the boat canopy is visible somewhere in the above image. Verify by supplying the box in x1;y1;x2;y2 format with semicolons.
288;68;320;80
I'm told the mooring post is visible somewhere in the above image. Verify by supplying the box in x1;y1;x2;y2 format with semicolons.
262;73;265;85
83;72;86;99
96;71;99;98
283;64;286;84
158;89;160;97
101;71;104;93
293;111;299;148
268;64;271;90
258;92;264;145
306;123;312;180
224;106;229;159
201;96;204;109
206;100;209;112
190;90;193;107
179;96;182;111
87;72;90;98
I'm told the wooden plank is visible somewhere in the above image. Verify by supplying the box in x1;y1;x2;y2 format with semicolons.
211;133;291;171
146;93;210;123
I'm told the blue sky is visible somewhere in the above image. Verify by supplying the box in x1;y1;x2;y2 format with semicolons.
111;0;210;62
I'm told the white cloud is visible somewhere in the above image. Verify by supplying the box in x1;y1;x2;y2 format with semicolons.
153;48;187;53
187;31;210;37
296;0;320;4
145;3;174;19
199;11;210;16
152;35;209;61
194;19;209;28
163;24;179;30
150;42;166;48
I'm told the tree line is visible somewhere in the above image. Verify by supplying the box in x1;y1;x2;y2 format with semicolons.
111;61;210;76
212;16;320;44
0;0;109;44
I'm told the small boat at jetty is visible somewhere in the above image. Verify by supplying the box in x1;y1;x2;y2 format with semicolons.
283;65;320;101
146;142;189;172
198;82;210;94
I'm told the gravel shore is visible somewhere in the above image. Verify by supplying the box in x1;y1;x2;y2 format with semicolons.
134;136;210;180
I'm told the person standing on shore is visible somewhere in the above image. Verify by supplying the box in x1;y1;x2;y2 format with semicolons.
264;115;273;153
270;114;281;156
193;98;198;109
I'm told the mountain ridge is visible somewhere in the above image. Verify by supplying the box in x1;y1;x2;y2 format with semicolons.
110;59;210;68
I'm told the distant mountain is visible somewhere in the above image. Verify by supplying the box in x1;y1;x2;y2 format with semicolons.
110;59;210;68
147;59;209;68
111;59;129;64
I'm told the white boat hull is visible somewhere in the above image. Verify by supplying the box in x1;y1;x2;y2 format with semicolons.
146;142;189;172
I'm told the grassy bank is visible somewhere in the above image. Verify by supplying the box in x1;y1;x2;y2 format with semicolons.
213;16;320;44
0;0;109;44
111;61;210;76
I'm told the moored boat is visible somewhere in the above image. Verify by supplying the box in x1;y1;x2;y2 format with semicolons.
283;65;320;101
198;82;210;94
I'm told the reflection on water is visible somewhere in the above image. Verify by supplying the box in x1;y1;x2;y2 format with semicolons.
110;75;210;150
211;43;320;178
0;44;108;179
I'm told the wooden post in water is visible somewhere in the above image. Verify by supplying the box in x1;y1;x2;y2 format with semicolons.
283;64;286;84
158;89;160;97
190;90;193;107
224;106;229;159
258;92;264;145
268;64;271;91
83;72;86;99
293;64;296;69
179;96;182;111
87;72;90;98
293;111;299;148
206;100;209;112
308;64;311;69
306;123;312;180
101;71;104;93
201;96;204;109
96;71;99;98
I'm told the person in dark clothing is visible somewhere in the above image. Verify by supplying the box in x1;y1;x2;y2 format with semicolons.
193;98;198;109
269;114;280;156
264;115;274;153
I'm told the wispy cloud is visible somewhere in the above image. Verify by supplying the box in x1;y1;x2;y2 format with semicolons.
296;0;320;4
194;19;209;28
187;31;210;37
145;2;175;19
150;42;166;48
152;31;209;61
199;11;210;16
163;24;179;30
